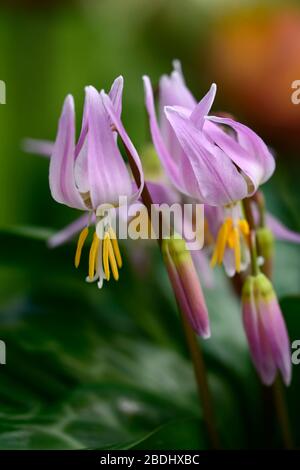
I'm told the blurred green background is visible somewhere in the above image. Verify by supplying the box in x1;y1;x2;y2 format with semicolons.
0;0;300;450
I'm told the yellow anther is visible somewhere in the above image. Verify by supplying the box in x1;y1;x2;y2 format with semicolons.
210;227;223;268
211;217;244;271
217;218;232;264
107;237;119;281
108;227;122;268
88;232;100;280
227;228;236;249
103;232;110;281
210;218;232;267
232;227;241;273
239;219;250;236
75;227;89;268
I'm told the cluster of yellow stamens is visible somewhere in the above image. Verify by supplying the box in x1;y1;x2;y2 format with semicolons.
75;226;122;283
102;228;122;281
210;217;249;273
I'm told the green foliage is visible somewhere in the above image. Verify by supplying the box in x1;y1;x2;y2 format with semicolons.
0;228;266;449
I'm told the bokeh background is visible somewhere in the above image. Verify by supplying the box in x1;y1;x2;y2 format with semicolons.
0;0;300;449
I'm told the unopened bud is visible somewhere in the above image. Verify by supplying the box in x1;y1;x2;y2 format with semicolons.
242;273;291;386
162;237;210;338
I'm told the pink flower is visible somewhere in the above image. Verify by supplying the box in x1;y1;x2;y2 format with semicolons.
24;77;144;288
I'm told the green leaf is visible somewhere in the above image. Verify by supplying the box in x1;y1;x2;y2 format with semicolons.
0;228;268;448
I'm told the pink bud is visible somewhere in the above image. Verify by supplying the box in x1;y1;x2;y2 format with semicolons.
242;273;291;386
162;237;210;338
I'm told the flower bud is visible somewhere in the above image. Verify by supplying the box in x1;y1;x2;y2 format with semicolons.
242;273;291;386
256;227;274;260
162;236;210;338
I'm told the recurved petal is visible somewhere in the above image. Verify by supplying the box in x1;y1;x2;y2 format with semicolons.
108;75;124;118
85;86;132;208
48;213;94;248
101;90;144;203
164;105;248;205
189;83;217;129
205;116;275;190
22;138;54;157
266;212;300;244
49;95;86;210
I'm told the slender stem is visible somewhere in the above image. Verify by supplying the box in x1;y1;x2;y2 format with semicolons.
181;314;220;449
252;191;266;227
123;144;220;449
242;197;256;230
242;198;259;276
272;377;293;449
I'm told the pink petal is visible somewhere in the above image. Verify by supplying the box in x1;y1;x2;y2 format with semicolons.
108;75;124;118
164;105;248;205
243;288;276;385
206;116;275;189
143;75;193;195
101;90;144;203
146;180;181;205
85;86;132;208
48;213;93;248
164;244;210;338
266;212;300;244
22;138;53;158
260;297;292;386
190;83;217;129
49;95;86;210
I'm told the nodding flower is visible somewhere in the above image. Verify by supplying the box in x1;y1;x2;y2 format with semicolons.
242;273;291;386
26;77;144;288
143;61;275;276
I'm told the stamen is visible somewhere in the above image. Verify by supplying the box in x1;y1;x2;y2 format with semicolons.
108;227;122;268
232;227;241;272
227;228;236;249
103;232;110;281
210;218;232;267
107;237;119;281
217;218;232;264
210;214;249;273
210;229;222;268
88;232;100;280
75;227;89;268
239;219;250;236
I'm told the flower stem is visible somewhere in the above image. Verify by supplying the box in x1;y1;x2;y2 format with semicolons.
181;314;220;449
242;198;259;275
123;143;220;449
272;377;293;449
